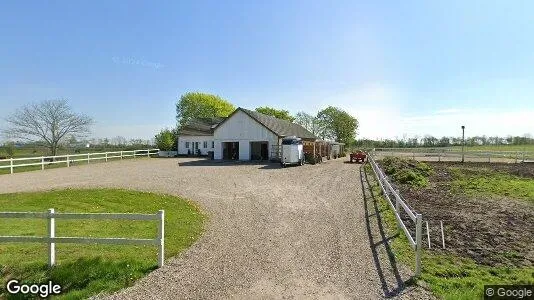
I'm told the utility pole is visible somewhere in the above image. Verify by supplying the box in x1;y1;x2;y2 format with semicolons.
461;125;465;163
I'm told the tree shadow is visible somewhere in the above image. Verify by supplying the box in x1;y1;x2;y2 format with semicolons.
359;164;413;298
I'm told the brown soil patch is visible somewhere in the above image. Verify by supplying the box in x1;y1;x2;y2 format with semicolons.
383;161;534;267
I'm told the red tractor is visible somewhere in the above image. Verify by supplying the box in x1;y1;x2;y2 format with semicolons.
350;150;366;163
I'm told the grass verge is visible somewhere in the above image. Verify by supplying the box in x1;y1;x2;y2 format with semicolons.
0;189;205;299
450;167;534;203
364;164;534;300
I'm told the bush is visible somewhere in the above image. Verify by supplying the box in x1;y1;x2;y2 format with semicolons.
154;129;176;151
304;152;322;165
381;156;433;187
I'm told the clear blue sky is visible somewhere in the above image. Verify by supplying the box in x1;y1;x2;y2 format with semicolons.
1;0;533;140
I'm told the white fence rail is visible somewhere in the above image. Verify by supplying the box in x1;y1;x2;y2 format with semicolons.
373;147;533;163
0;209;165;267
0;149;159;174
367;153;423;276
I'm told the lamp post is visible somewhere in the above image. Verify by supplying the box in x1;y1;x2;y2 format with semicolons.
461;125;465;163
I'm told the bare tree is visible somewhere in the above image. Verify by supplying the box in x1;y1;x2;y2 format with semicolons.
3;99;94;156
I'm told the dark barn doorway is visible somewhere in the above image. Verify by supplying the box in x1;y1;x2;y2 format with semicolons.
250;141;269;160
222;142;239;160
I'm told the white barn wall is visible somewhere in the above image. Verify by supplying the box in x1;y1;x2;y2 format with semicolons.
177;135;214;155
214;110;279;160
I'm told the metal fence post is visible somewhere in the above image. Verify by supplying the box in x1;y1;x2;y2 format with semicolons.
157;210;165;267
10;158;13;174
41;157;45;170
415;213;422;277
48;208;56;267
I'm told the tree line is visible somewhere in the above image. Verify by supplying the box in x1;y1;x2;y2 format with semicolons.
172;92;359;149
355;135;534;149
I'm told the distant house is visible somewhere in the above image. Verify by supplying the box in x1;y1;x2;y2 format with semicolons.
176;117;225;156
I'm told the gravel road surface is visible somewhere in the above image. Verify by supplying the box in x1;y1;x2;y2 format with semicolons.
1;157;431;299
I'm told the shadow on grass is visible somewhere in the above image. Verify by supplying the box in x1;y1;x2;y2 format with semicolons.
359;164;413;298
1;257;156;299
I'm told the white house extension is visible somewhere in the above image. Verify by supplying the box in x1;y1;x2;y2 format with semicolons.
177;108;318;160
176;118;223;156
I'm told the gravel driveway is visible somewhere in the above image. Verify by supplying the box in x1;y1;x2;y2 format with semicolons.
1;157;429;299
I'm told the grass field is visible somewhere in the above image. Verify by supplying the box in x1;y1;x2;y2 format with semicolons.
0;189;205;299
449;144;534;152
364;164;534;299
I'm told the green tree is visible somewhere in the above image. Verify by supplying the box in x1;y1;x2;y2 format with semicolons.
316;106;358;144
176;92;235;128
255;106;295;122
4;141;15;158
295;111;325;137
155;129;176;151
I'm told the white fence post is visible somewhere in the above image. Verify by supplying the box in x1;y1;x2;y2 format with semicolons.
87;153;90;164
67;155;70;167
415;213;422;277
120;151;123;159
41;157;45;170
48;208;56;267
147;149;150;157
133;150;136;158
157;210;165;267
105;152;108;162
10;158;13;174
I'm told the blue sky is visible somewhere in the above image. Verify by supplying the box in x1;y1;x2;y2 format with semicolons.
1;0;533;140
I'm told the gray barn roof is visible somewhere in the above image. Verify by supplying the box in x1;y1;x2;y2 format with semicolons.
238;108;317;139
178;117;226;136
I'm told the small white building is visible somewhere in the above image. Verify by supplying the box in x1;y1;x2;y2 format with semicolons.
176;118;223;156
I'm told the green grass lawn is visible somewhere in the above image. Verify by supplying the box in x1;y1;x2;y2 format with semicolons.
364;164;534;300
0;189;205;299
450;167;534;203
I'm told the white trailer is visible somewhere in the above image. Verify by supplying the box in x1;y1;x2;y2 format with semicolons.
281;136;304;167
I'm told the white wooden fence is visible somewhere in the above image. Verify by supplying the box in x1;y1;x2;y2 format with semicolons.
0;209;165;267
367;153;423;276
0;149;160;174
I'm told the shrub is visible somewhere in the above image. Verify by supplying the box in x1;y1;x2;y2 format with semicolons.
154;129;176;151
381;156;433;187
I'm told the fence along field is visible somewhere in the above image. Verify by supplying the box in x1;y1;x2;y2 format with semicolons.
0;209;165;267
0;149;159;174
372;147;534;163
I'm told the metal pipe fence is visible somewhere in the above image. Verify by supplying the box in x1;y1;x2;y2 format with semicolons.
367;153;423;276
0;209;165;267
0;149;160;174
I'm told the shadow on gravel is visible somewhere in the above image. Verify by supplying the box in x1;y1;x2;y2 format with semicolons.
178;159;275;168
360;164;412;298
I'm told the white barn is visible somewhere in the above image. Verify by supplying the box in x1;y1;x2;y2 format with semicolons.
177;108;317;160
213;108;316;160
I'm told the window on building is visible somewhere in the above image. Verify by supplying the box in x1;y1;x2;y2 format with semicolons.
203;141;208;148
211;141;214;148
185;142;190;148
